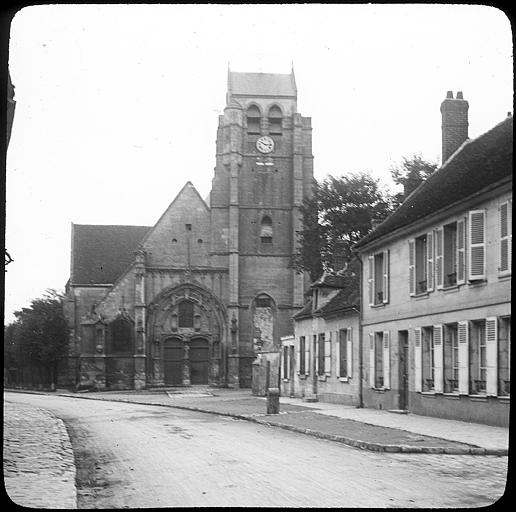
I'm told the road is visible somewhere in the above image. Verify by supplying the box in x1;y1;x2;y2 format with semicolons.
4;393;508;508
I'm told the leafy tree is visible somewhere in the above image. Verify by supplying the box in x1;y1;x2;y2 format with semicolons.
6;289;69;389
390;154;438;206
296;172;392;280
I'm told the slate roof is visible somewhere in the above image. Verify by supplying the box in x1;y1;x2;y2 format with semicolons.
310;272;348;289
71;224;150;285
354;115;513;249
228;71;297;97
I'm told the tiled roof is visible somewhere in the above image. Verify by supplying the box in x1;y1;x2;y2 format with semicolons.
228;71;296;97
293;298;313;320
316;287;360;317
355;116;513;249
71;224;150;285
310;272;348;289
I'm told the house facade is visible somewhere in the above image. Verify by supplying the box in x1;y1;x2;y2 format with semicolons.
62;69;313;391
280;271;361;405
354;92;512;426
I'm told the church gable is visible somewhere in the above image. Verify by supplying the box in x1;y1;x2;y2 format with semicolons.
141;182;212;268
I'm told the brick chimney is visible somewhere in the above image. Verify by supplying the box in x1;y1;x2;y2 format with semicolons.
440;90;469;163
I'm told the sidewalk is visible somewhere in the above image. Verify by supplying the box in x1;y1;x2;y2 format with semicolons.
3;399;77;509
24;386;509;456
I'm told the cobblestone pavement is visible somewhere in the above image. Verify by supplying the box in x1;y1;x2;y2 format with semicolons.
3;399;77;509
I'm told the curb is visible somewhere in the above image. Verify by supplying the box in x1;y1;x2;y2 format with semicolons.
23;391;507;456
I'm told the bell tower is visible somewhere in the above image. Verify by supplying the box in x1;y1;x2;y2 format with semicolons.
210;68;313;387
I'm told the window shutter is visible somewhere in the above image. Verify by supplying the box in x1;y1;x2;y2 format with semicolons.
382;250;390;303
368;255;374;305
433;324;444;393
369;333;375;388
486;317;498;396
335;330;340;378
458;321;469;394
408;239;416;296
296;340;301;375
426;231;434;292
456;218;466;284
347;328;353;379
315;335;319;375
414;328;422;392
499;201;512;275
324;332;331;375
382;331;390;389
468;210;486;281
435;227;444;289
304;338;310;376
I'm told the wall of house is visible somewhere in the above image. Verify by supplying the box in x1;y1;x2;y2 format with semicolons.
360;187;511;426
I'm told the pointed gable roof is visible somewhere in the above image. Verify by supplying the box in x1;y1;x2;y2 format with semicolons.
71;224;150;285
355;115;513;250
228;71;297;98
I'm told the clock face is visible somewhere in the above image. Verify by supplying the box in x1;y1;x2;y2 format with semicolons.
256;136;274;154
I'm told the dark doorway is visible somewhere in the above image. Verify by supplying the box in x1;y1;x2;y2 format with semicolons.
190;338;209;385
398;331;409;410
164;337;183;386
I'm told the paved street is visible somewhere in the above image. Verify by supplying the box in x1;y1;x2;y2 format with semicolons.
3;392;508;508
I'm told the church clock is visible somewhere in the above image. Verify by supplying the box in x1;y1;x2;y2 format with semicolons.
256;135;274;154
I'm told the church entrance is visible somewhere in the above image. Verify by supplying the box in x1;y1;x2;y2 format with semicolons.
164;337;183;386
190;338;209;384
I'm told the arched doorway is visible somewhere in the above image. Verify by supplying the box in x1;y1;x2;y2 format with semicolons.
190;338;209;384
164;337;183;386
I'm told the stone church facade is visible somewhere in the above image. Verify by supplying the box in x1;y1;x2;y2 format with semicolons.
63;70;313;390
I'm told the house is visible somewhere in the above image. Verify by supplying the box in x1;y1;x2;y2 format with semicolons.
353;91;512;426
280;266;361;405
62;69;314;390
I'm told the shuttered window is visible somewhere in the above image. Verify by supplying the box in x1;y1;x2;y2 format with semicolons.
298;336;305;374
456;218;466;284
338;329;348;378
458;321;469;394
369;251;390;305
468;210;486;281
433;324;444;393
408;239;416;296
324;332;332;376
414;328;422;392
499;201;512;275
485;317;498;396
444;324;459;393
382;331;391;389
317;333;325;376
426;231;434;292
435;227;444;289
369;333;375;388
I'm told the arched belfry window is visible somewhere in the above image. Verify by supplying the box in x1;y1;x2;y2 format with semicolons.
268;105;283;135
178;300;194;328
246;105;261;135
260;216;273;244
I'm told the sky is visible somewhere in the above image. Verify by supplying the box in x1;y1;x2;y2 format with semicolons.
4;3;513;322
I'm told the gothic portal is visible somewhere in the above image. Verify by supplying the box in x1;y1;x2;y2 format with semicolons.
64;69;314;390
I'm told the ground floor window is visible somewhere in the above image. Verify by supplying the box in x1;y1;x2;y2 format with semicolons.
338;329;348;378
444;323;459;392
317;333;325;376
375;332;383;387
298;336;306;374
470;320;487;394
421;326;434;391
498;317;511;396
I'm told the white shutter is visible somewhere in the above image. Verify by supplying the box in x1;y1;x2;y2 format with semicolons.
369;333;375;388
486;317;498;396
433;324;444;393
335;330;340;378
435;227;444;289
414;328;422;392
382;250;389;303
368;255;374;305
408;239;416;296
426;231;434;292
382;331;390;389
347;328;353;379
458;321;469;394
324;332;331;375
456;218;466;285
315;335;319;375
499;201;512;275
468;210;486;281
304;337;310;376
296;340;301;375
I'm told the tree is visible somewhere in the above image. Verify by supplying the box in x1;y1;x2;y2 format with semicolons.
390;154;438;206
296;172;392;280
6;289;70;389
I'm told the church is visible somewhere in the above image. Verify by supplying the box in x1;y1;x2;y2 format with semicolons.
63;69;314;390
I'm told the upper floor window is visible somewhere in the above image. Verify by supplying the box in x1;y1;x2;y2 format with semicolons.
499;200;512;276
468;210;486;281
246;105;261;135
368;250;389;305
268;105;283;135
260;216;273;244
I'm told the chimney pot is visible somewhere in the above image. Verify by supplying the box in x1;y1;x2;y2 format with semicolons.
456;91;463;100
508;112;512;117
446;91;453;99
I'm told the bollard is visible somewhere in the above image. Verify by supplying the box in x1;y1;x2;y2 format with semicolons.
266;387;280;414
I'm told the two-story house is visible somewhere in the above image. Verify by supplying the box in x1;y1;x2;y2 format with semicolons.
354;92;512;427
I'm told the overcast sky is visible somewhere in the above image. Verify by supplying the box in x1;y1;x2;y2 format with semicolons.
5;4;513;322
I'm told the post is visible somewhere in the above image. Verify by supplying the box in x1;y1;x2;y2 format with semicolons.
266;387;280;414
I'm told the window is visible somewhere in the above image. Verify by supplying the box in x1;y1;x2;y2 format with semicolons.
283;345;289;379
255;295;271;308
436;219;466;289
338;329;348;378
444;324;459;392
468;210;486;281
421;327;435;391
268;105;283;135
368;331;390;388
375;333;384;388
498;317;511;396
246;105;261;135
298;336;309;375
317;333;325;376
260;216;273;244
185;224;192;231
443;223;457;286
470;320;487;394
499;201;512;276
178;301;194;328
109;317;133;354
367;250;389;305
